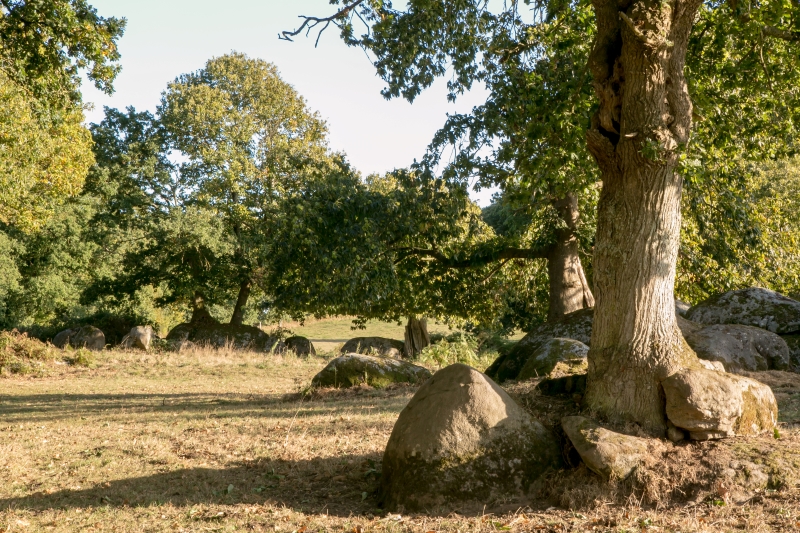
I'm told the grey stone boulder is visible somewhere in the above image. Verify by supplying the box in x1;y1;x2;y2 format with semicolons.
663;368;778;440
311;353;431;389
52;329;74;349
379;364;563;511
120;326;154;351
562;416;653;480
517;338;589;381
686;287;800;334
685;324;790;371
285;336;316;357
69;326;105;351
486;308;593;382
340;337;404;358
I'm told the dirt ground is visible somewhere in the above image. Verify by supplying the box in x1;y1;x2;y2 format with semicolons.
3;347;800;532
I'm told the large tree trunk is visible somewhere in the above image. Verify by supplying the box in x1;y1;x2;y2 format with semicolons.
583;0;701;433
546;194;595;321
404;317;430;358
190;291;218;325
230;279;251;326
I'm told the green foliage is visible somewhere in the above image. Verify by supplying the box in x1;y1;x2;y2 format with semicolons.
64;347;93;367
418;336;479;369
0;329;56;375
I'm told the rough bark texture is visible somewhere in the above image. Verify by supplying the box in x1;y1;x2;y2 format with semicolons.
404;317;431;358
583;0;703;432
547;194;595;321
230;279;251;326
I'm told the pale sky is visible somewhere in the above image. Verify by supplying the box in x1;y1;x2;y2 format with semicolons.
80;0;497;205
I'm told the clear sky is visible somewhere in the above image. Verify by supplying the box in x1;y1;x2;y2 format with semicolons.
80;0;497;205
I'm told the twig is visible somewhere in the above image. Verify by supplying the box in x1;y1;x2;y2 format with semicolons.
280;0;368;45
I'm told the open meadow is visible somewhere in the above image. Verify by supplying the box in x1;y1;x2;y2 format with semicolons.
3;346;800;532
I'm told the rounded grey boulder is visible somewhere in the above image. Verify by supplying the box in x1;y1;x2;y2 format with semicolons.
686;287;800;334
285;336;316;357
69;326;105;351
311;353;431;388
340;337;405;358
52;329;74;349
517;337;589;380
684;324;790;371
379;364;563;512
120;326;154;351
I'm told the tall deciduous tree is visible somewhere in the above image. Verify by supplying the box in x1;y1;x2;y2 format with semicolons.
286;0;800;431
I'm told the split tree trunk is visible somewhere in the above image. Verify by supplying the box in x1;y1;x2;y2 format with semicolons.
583;0;701;433
230;279;251;326
546;194;595;321
404;317;430;358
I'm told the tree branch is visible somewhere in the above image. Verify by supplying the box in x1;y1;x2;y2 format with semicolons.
280;0;367;46
762;25;800;42
395;245;551;268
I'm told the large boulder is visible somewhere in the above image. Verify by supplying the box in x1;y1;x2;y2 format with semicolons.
69;326;105;351
675;299;691;317
517;338;589;381
120;326;154;351
684;324;790;371
52;329;74;349
340;337;405;359
686;287;800;334
166;322;282;352
663;368;778;440
782;334;800;370
285;336;316;357
486;308;593;382
379;364;563;511
562;416;653;480
311;353;431;388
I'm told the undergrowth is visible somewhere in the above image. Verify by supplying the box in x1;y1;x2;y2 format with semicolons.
0;329;57;375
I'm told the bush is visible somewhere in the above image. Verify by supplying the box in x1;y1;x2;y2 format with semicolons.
418;334;479;369
0;329;56;375
64;347;94;367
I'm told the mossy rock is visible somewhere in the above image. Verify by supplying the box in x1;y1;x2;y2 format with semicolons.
285;336;316;357
517;338;589;381
486;308;593;382
685;324;790;371
340;337;404;358
379;364;563;512
686;287;800;335
311;353;431;389
166;322;282;352
781;335;800;371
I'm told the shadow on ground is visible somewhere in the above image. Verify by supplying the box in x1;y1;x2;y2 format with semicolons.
0;455;384;516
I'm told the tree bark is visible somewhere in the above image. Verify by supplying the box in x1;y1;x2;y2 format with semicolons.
546;194;595;321
229;279;251;326
583;0;702;433
190;290;218;325
404;316;430;358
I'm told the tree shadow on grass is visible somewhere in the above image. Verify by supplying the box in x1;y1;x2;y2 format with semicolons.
0;455;385;517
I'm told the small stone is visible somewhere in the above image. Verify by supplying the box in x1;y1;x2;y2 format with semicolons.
663;368;778;440
561;416;652;480
667;426;685;443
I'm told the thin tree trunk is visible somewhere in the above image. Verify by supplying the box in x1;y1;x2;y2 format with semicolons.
546;194;595;321
404;317;430;358
230;279;251;326
582;0;702;433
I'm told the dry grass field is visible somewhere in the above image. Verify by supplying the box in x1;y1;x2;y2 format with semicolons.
3;346;800;532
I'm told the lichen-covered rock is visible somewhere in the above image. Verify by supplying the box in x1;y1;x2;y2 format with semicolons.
166;322;280;352
782;334;800;371
486;308;593;382
686;287;800;334
340;337;404;358
311;353;431;389
120;326;154;351
52;329;74;349
69;326;105;351
379;364;563;511
677;315;703;337
685;324;790;371
663;368;778;440
562;416;652;480
517;338;589;381
285;336;316;357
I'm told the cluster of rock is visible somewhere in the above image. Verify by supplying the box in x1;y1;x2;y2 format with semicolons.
52;326;106;351
487;288;800;382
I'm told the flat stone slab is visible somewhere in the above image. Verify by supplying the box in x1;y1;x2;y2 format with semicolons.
562;416;652;480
